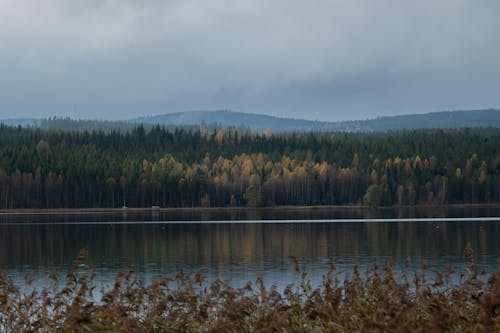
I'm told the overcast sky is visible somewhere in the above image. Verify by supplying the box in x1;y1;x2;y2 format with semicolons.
1;0;499;121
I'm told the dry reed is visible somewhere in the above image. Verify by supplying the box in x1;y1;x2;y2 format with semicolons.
1;256;499;332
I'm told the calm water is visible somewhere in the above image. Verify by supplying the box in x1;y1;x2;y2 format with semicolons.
1;208;499;289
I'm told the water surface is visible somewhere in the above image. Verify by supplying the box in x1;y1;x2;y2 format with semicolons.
1;210;499;289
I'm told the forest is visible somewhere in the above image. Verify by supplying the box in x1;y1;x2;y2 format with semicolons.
0;124;499;208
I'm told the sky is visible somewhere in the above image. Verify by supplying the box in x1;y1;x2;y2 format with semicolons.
1;0;499;122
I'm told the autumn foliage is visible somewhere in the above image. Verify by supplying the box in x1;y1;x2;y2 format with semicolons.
0;125;499;208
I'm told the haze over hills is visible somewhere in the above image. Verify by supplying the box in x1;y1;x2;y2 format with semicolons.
353;109;500;132
130;110;330;132
132;109;500;132
2;109;500;133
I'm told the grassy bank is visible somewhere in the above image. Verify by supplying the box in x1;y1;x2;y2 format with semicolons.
1;259;499;332
1;202;500;215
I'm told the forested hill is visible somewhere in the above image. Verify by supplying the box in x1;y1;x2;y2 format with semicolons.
132;109;500;132
0;125;499;209
0;117;199;133
347;109;500;132
3;109;500;133
130;110;328;132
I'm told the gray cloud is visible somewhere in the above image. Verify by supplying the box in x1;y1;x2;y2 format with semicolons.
1;0;499;121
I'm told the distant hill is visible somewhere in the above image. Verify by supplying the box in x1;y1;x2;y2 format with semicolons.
130;110;332;132
0;117;197;133
342;109;500;132
131;109;500;132
0;118;39;127
2;109;500;133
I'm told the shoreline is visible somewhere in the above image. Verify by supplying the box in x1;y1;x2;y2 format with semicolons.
1;203;499;215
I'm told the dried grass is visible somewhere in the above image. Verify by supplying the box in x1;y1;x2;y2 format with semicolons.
1;257;499;332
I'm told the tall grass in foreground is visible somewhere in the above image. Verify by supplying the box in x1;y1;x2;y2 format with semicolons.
1;259;499;332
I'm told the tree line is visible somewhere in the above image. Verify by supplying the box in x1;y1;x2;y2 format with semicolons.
0;124;499;208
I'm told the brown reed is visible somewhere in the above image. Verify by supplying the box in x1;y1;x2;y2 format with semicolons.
1;259;499;332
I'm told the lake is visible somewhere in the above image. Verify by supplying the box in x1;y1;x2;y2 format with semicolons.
1;207;499;289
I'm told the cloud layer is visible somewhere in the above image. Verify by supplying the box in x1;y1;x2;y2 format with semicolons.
1;0;499;120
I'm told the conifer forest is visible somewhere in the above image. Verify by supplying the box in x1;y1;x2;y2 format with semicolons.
0;124;499;209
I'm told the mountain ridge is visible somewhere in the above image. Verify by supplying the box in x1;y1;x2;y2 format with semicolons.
130;110;330;132
2;109;500;132
131;108;500;132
